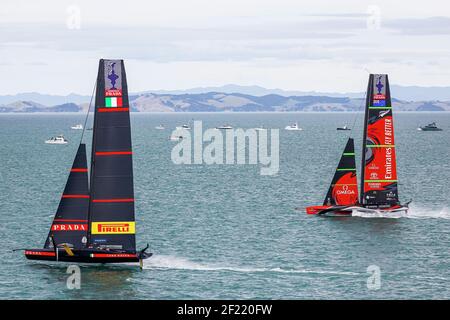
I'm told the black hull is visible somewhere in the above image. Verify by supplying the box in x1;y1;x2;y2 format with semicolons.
25;248;152;264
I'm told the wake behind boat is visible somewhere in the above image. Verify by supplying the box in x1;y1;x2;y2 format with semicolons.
304;74;409;217
24;59;151;267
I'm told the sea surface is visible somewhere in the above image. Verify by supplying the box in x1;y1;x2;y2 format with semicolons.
1;112;449;300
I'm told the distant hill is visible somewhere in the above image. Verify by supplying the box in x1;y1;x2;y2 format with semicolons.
1;92;450;112
145;84;450;101
2;83;450;106
0;92;91;106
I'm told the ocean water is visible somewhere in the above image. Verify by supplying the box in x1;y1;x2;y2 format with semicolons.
1;112;450;300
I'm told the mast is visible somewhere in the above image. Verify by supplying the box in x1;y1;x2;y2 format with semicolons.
360;74;399;207
360;75;373;204
87;59;136;252
324;138;359;206
44;144;89;249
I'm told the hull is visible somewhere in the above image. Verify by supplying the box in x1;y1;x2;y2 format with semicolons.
418;127;442;131
24;248;152;264
305;204;408;217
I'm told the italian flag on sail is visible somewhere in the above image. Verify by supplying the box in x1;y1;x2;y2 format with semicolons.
105;97;123;108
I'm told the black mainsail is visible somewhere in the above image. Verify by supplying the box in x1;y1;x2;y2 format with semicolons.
44;144;89;249
25;59;151;264
87;59;136;252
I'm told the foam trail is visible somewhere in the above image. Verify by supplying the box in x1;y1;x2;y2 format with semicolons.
352;205;450;219
143;255;358;276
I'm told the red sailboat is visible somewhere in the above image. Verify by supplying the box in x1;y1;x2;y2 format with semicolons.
305;74;409;216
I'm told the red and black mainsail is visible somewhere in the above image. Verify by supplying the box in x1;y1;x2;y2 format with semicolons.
305;73;407;216
360;74;399;208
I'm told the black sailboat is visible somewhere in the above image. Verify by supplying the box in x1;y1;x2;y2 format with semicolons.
25;59;151;264
305;74;409;216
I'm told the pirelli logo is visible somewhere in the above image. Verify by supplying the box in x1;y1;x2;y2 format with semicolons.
91;221;135;234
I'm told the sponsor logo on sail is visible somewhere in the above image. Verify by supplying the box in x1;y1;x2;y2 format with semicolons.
373;94;385;100
373;99;386;107
91;221;135;234
105;89;122;97
336;185;355;195
107;62;119;89
375;75;384;94
51;224;87;231
378;109;390;118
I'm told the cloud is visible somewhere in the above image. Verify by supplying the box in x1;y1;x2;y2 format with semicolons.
384;16;450;35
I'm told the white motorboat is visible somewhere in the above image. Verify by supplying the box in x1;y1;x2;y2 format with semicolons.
255;125;266;131
45;135;68;144
169;135;183;141
155;124;165;130
176;124;191;130
284;122;302;131
215;124;233;130
71;124;83;130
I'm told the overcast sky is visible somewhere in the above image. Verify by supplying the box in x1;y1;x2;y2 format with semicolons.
2;0;450;95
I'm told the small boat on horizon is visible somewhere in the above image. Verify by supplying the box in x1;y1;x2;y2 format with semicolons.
176;124;191;130
45;135;68;144
285;122;302;131
155;124;165;130
71;124;83;130
337;125;351;131
255;125;266;131
169;135;183;141
215;124;233;130
303;74;409;217
417;122;442;131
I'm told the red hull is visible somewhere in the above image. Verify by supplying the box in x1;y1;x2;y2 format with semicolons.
304;204;407;216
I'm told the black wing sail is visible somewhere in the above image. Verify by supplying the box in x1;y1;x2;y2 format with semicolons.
44;144;89;249
323;138;359;206
360;74;399;207
87;59;136;252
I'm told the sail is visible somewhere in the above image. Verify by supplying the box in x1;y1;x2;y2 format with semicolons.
87;59;136;252
360;74;399;207
323;138;359;206
44;144;89;249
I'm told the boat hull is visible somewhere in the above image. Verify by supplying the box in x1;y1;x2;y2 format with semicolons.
304;204;408;217
24;248;152;264
418;127;442;131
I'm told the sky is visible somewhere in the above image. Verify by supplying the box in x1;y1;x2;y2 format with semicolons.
1;0;450;95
